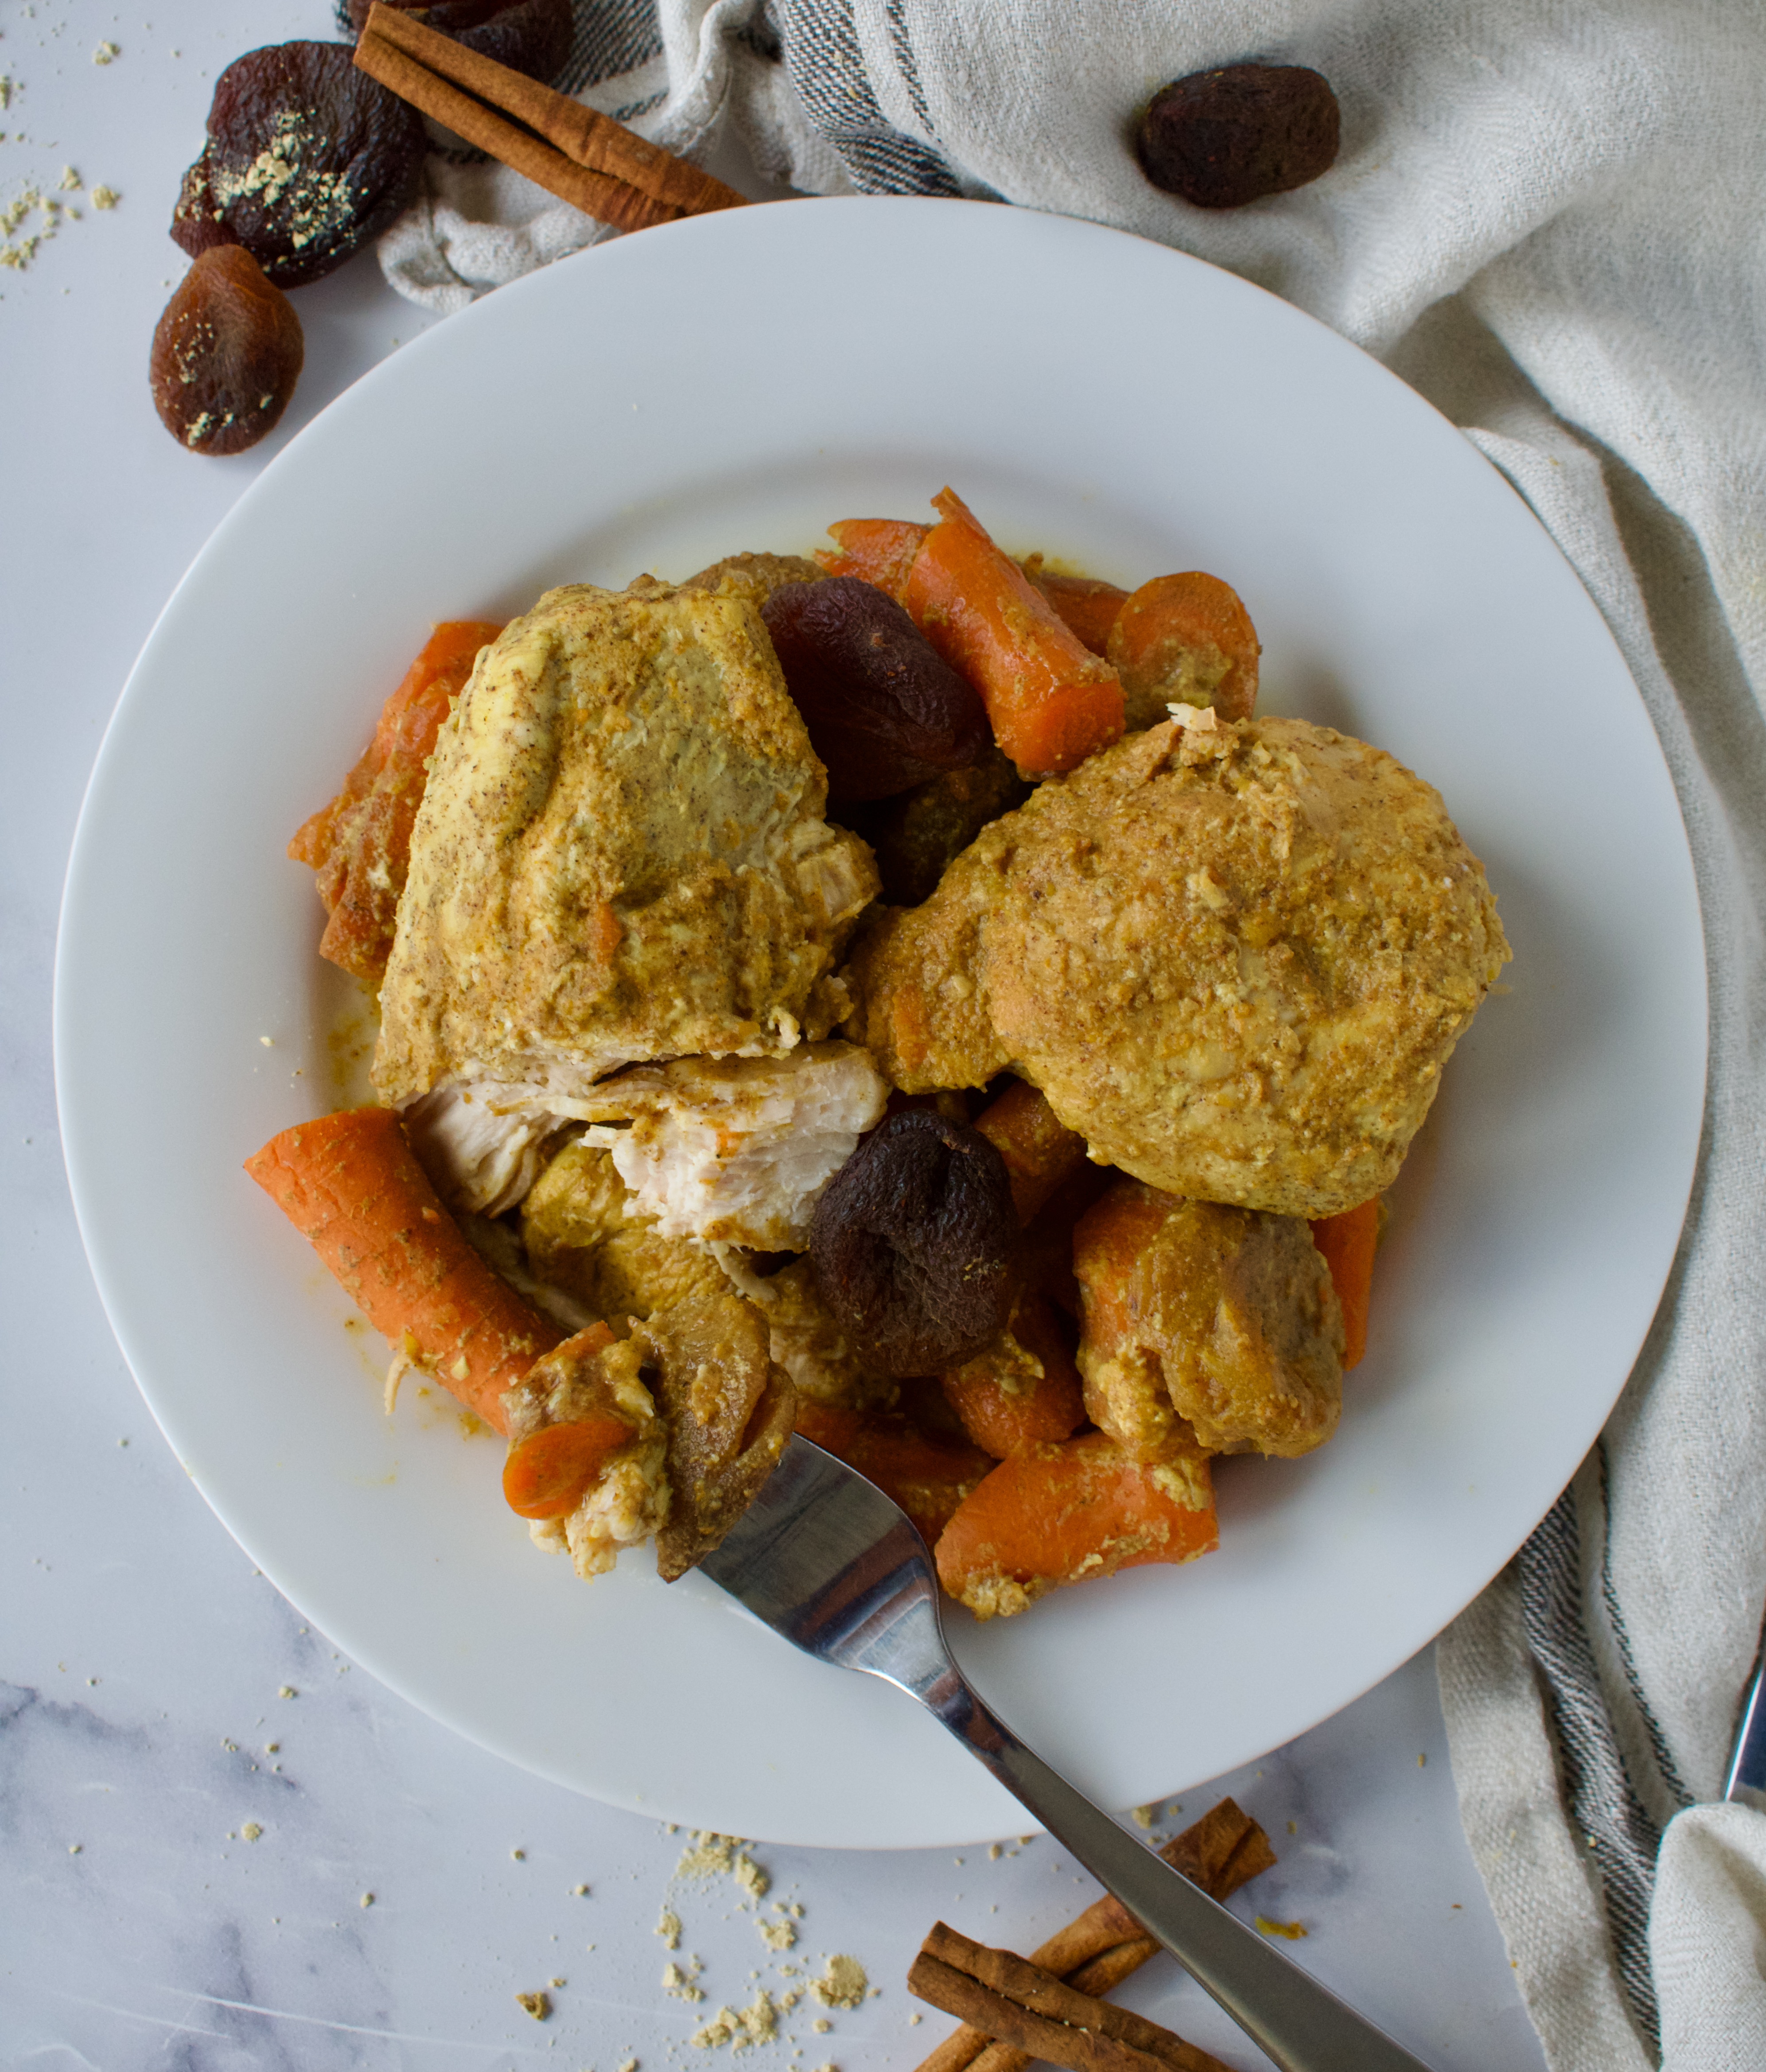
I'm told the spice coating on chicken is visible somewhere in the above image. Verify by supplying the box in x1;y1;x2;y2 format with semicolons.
374;582;878;1114
844;712;1508;1218
521;1141;729;1327
1074;1179;1342;1459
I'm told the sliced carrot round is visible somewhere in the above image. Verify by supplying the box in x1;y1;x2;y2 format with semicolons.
1106;571;1259;729
502;1415;634;1520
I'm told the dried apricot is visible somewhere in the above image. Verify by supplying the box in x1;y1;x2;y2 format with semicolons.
762;577;992;805
810;1110;1016;1377
346;0;573;85
150;246;305;457
171;42;424;288
1136;63;1340;210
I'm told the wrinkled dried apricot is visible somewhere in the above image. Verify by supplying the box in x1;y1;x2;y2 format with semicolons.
861;749;1031;907
1136;63;1340;209
346;0;574;84
150;245;305;456
762;577;992;805
171;41;424;288
810;1110;1016;1377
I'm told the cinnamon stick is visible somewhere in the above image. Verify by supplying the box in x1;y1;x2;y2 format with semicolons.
354;2;747;232
910;1798;1274;2072
909;1925;1228;2072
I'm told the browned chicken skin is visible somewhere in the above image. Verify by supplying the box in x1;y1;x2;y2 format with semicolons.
843;711;1508;1218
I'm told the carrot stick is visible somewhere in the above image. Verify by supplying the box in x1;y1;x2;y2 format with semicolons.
972;1080;1090;1226
941;1290;1085;1458
814;519;931;603
903;490;1125;778
794;1401;994;1544
289;620;504;986
1105;574;1258;731
1020;565;1128;657
503;1413;634;1519
935;1431;1217;1617
1018;1162;1116;1319
245;1105;561;1434
1309;1198;1379;1370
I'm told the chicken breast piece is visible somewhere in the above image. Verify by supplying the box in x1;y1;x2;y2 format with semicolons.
844;711;1509;1217
1074;1178;1342;1459
507;1290;795;1583
577;1042;888;1250
374;582;879;1135
506;1327;670;1581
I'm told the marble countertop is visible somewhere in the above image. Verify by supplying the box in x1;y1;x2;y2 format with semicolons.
2;6;1550;2067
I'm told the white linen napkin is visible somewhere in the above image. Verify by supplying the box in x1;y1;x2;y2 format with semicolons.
367;4;1766;2062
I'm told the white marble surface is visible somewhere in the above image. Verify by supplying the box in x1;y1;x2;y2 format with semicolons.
2;5;1550;2067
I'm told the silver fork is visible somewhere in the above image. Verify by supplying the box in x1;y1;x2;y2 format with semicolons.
699;1434;1436;2072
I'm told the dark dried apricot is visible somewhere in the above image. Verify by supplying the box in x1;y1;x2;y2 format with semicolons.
810;1110;1016;1377
1136;63;1339;209
762;577;992;805
150;245;305;457
171;42;424;288
863;748;1031;907
346;0;573;85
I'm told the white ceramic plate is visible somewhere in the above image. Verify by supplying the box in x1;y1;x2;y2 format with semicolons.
56;198;1704;1847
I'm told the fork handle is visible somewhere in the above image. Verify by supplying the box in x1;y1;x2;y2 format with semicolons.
926;1675;1436;2072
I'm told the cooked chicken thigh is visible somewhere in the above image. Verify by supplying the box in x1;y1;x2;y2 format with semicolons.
374;582;878;1207
844;709;1508;1218
1074;1178;1342;1459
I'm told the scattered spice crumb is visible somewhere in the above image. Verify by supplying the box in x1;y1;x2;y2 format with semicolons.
663;1961;704;2004
808;1956;867;2010
58;165;79;190
689;1988;779;2050
759;1915;795;1952
811;2018;831;2035
909;2014;922;2027
987;1843;1001;1860
512;1848;527;1862
68;1843;82;1855
360;1893;374;1908
1254;1917;1307;1940
1131;1804;1158;1829
277;1686;296;1699
620;2059;638;2071
1287;1820;1297;1835
516;1990;552;2021
241;1823;263;1843
675;1831;770;1898
93;42;120;65
573;1882;590;1896
1418;1753;1427;1767
92;187;119;210
265;1743;280;1755
656;1908;682;1949
550;1976;567;1989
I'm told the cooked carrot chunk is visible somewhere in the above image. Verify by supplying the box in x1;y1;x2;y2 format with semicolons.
941;1290;1085;1458
814;518;931;603
245;1105;561;1433
935;1430;1217;1618
289;620;504;986
1309;1198;1379;1370
503;1414;635;1519
794;1400;994;1545
903;490;1125;777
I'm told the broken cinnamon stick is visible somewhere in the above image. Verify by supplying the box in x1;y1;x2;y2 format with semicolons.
909;1924;1227;2072
354;1;747;233
911;1798;1274;2072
